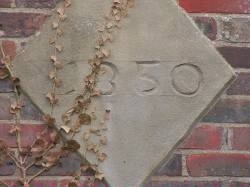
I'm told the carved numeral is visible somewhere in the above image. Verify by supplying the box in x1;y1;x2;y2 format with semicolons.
135;61;160;95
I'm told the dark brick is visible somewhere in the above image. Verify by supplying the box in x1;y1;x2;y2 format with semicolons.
60;179;108;187
0;156;16;175
27;152;81;176
21;93;43;120
230;181;250;187
179;0;250;14
0;12;47;37
154;154;182;176
193;17;217;40
16;0;56;8
227;73;250;95
202;98;250;123
217;47;250;69
220;17;250;43
0;79;13;93
147;181;222;187
231;127;250;150
186;153;250;177
0;0;12;8
0;123;49;148
0;95;12;120
30;180;58;187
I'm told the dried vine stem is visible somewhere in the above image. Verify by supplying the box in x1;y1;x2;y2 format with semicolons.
0;43;63;187
46;0;72;113
59;0;135;180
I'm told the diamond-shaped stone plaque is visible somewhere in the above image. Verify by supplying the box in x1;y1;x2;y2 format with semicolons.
13;0;235;186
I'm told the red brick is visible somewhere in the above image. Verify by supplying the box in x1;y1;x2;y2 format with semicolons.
2;40;16;60
231;127;250;150
60;179;108;187
0;0;12;8
0;123;49;148
202;98;250;123
186;153;250;177
0;12;47;37
27;152;82;176
220;17;250;43
179;0;250;14
0;95;13;120
217;47;250;69
230;181;250;187
154;154;182;176
227;73;250;95
193;17;217;40
16;0;55;8
181;124;223;150
0;156;16;175
147;181;222;187
30;179;58;187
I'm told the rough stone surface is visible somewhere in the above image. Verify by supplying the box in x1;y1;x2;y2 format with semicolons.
12;0;235;186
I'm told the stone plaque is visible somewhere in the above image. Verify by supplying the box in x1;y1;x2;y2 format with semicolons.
13;0;235;186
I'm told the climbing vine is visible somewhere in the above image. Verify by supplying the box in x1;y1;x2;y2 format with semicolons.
0;0;135;186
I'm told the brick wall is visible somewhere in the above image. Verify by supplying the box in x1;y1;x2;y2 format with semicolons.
0;0;250;186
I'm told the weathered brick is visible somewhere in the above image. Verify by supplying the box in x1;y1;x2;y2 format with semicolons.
0;123;49;147
0;0;12;8
217;47;250;69
21;94;43;120
202;98;250;123
0;79;13;93
179;0;250;14
154;154;182;176
0;12;47;37
147;181;222;187
193;17;217;40
227;73;250;95
231;127;250;150
30;179;58;187
28;152;81;176
0;156;15;176
1;40;16;60
60;179;108;187
220;17;250;43
230;181;250;187
16;0;56;8
0;95;13;120
180;124;223;150
186;153;250;177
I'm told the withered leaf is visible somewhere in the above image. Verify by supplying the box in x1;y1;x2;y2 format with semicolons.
56;7;64;16
46;92;58;105
50;55;57;62
95;171;105;180
83;131;90;141
43;114;55;126
10;102;21;114
61;125;71;134
79;113;91;125
86;143;99;153
55;45;64;52
64;0;72;7
9;125;21;134
100;136;107;145
54;60;64;69
56;28;64;36
31;138;48;153
0;68;9;79
97;152;107;162
63;140;80;152
101;48;111;58
54;78;62;87
52;22;59;29
48;70;56;80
